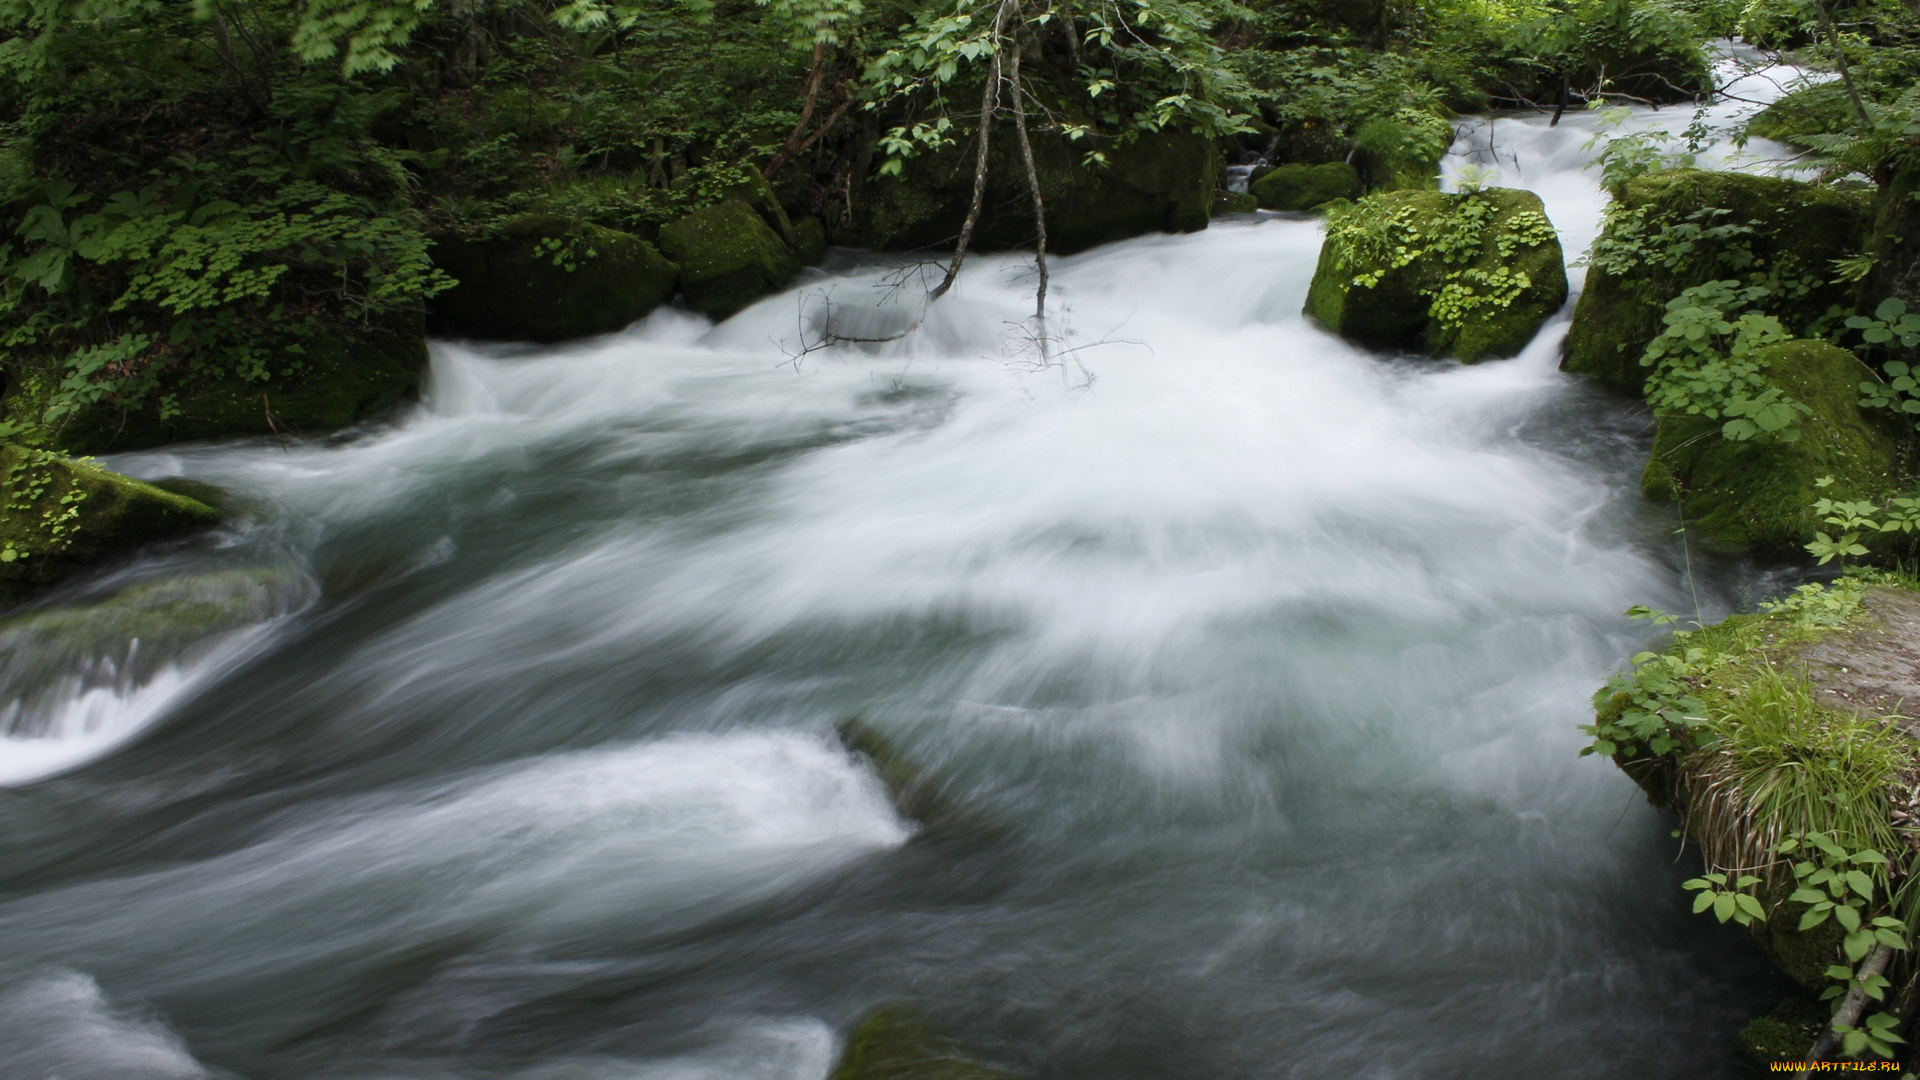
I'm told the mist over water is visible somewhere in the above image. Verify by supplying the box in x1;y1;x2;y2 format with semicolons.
0;49;1832;1079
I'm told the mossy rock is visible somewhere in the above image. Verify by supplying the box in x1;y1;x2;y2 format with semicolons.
1213;190;1257;216
795;215;828;265
0;568;295;692
18;310;428;455
1747;81;1857;145
829;1008;1016;1080
1304;187;1568;362
1564;171;1871;394
0;446;221;604
845;118;1216;255
430;215;678;342
1641;340;1901;554
658;199;800;320
1251;162;1361;212
1735;994;1826;1069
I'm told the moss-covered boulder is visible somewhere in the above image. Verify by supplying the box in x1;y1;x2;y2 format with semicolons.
1251;162;1361;212
9;311;428;455
845;124;1216;255
1214;190;1257;216
829;1008;1016;1080
0;447;221;604
795;215;828;265
1746;81;1856;145
1736;995;1826;1071
1565;171;1871;394
429;215;678;342
1641;340;1900;553
1305;187;1567;361
658;200;800;320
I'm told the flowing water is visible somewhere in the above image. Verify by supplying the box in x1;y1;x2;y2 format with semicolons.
0;51;1835;1080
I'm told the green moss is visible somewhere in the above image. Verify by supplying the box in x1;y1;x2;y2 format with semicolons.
0;568;292;666
1747;81;1856;144
1251;162;1361;211
1305;187;1567;362
1565;171;1871;394
1642;340;1900;554
0;446;221;604
1735;995;1826;1070
430;215;679;342
847;121;1216;255
828;1008;1016;1080
795;215;828;265
1214;190;1257;215
18;309;428;455
658;199;800;320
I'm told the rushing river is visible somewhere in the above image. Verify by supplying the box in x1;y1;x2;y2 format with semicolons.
0;50;1829;1080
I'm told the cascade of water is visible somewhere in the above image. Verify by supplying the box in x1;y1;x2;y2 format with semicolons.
0;48;1827;1079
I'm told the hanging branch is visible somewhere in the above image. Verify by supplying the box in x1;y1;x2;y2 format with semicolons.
930;0;1017;300
1006;12;1049;332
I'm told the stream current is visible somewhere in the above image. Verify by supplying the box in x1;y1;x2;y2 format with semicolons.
0;51;1828;1080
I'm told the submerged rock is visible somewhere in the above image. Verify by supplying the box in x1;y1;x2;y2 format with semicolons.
1564;170;1871;394
430;215;679;342
0;569;294;684
836;717;951;827
1250;162;1361;212
828;1007;1016;1080
1641;340;1900;554
1304;187;1567;361
0;447;221;604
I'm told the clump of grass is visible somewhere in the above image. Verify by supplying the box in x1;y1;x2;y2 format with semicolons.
1683;664;1912;880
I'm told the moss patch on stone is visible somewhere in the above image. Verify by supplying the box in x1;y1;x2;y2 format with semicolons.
1305;187;1567;362
658;199;800;320
0;568;294;683
1735;994;1826;1070
0;446;221;604
845;119;1216;255
828;1008;1016;1080
1641;340;1901;554
795;215;828;265
430;215;679;342
1564;170;1871;394
18;309;428;455
1251;162;1361;212
1747;81;1857;145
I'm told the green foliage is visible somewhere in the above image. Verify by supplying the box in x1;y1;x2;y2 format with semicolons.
1684;869;1766;925
1781;831;1912;1060
864;0;1253;172
1582;579;1874;760
1806;476;1920;566
1321;189;1553;330
1640;280;1805;444
1583;605;1715;758
1852;299;1920;431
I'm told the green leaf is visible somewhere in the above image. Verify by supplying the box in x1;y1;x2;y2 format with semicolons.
1846;928;1875;962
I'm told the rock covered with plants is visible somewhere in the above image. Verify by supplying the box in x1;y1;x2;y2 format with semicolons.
1565;169;1872;393
1304;185;1568;361
0;447;220;603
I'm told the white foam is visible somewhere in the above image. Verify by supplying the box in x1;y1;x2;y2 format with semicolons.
0;733;909;990
0;971;208;1079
